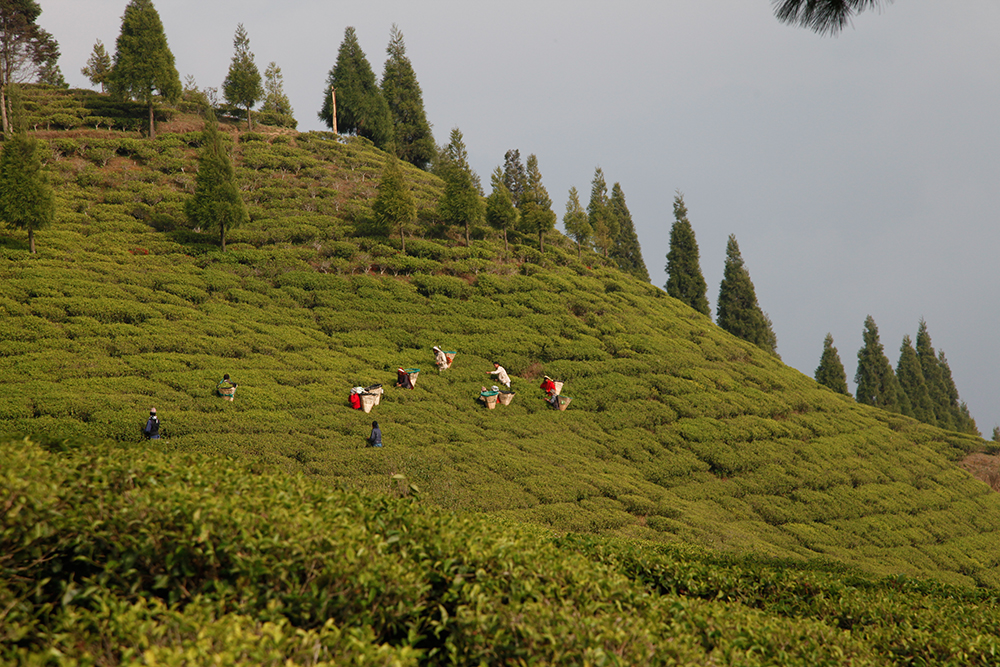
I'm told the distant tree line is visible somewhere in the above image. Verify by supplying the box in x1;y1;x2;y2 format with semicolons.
662;195;979;436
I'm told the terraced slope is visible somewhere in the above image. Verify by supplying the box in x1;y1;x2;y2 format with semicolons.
1;94;997;589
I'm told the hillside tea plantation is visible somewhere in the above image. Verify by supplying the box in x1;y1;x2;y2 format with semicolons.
4;440;1000;666
4;87;1000;663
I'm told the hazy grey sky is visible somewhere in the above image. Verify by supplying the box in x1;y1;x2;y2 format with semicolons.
40;0;1000;432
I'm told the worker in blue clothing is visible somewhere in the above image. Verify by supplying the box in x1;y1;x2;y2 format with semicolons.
368;421;382;448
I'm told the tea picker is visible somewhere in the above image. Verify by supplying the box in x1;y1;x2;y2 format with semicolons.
217;373;238;401
143;407;161;440
489;362;511;388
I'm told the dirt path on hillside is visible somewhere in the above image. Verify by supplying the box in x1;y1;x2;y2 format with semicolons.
960;452;1000;492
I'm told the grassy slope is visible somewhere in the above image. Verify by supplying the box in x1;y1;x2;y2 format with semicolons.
2;89;999;592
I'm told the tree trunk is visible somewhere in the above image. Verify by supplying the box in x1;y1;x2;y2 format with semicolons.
247;106;252;131
221;225;226;252
29;228;35;254
465;220;470;246
148;102;155;140
539;230;544;253
0;85;8;136
503;229;508;255
400;227;406;253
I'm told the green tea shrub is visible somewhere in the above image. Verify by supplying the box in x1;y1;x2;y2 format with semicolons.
411;274;469;300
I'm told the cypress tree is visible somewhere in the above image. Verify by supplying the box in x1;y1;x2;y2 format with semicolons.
587;168;616;258
915;319;955;431
0;86;53;253
665;192;710;316
485;166;518;254
896;335;935;425
185;115;247;252
519;154;556;253
854;315;901;412
716;234;778;355
81;40;112;92
381;25;434;170
319;27;393;150
0;0;60;135
222;24;263;131
108;0;181;139
437;127;483;246
260;62;295;128
502;149;526;209
371;155;415;252
815;333;849;395
562;186;591;260
608;182;649;281
937;350;979;435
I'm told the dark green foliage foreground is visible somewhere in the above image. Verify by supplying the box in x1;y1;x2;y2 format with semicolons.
4;439;1000;666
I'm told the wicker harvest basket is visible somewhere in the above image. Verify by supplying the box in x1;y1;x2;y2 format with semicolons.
557;395;573;411
498;390;515;406
480;391;499;410
359;392;377;413
365;385;383;405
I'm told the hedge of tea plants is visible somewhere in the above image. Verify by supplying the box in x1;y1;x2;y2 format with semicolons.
2;91;999;595
5;439;1000;666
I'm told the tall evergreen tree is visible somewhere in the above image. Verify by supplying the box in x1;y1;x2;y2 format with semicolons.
608;182;649;281
371;154;415;252
437;127;483;246
854;315;901;412
81;39;111;92
0;0;59;134
381;25;434;170
519;154;556;253
185;115;247;252
485;166;518;254
716;235;778;355
562;186;591;260
0;85;53;253
815;333;849;395
502;149;526;209
260;61;295;127
936;350;979;435
665;192;710;316
896;335;935;424
587;168;616;258
915;319;955;431
319;27;393;150
222;23;262;131
108;0;180;140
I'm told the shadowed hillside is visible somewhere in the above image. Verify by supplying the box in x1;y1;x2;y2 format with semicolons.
2;88;999;594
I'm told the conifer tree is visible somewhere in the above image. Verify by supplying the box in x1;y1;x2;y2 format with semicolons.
896;335;935;424
936;350;979;435
716;235;778;355
108;0;181;139
915;319;955;431
0;0;59;134
608;182;649;281
562;186;591;260
502;149;526;209
854;315;901;412
260;62;295;127
185;114;247;252
381;25;434;170
519;154;556;252
319;27;393;150
371;154;415;252
815;333;849;395
992;426;999;443
81;39;111;92
222;23;262;131
665;192;710;316
0;85;53;253
587;168;616;258
437;127;483;246
485;166;518;254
